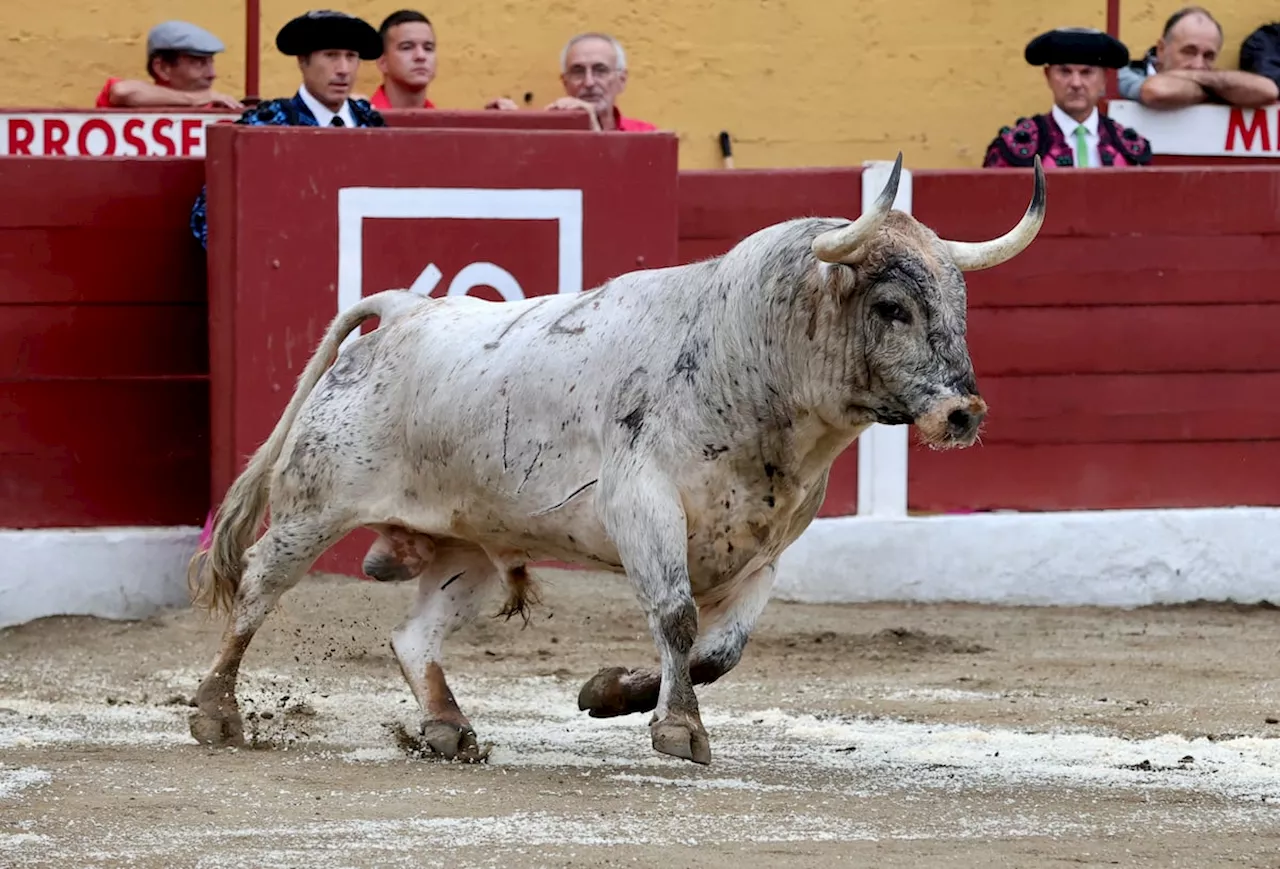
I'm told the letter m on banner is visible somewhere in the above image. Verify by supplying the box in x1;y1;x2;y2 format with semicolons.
336;187;584;347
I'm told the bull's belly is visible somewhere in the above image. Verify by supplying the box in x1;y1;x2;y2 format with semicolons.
373;445;624;570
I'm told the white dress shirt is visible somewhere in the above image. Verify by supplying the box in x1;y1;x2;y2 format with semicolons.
1052;104;1101;168
296;84;357;127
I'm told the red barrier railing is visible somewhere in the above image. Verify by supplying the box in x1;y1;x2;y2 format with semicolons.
5;126;1280;554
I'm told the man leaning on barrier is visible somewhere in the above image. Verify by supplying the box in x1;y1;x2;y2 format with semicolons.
486;32;657;131
95;20;243;111
1118;6;1279;109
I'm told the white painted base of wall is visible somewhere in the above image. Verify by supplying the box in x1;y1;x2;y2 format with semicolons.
2;509;1277;630
0;527;201;630
774;508;1280;608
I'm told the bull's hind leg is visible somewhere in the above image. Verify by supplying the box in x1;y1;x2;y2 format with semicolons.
189;513;350;747
389;539;505;762
578;563;776;719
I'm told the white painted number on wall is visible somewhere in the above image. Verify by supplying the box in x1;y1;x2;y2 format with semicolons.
410;262;526;301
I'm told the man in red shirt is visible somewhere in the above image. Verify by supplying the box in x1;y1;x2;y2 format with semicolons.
485;31;656;130
368;9;437;109
95;20;243;110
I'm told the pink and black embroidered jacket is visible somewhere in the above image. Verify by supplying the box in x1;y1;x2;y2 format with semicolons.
982;113;1152;168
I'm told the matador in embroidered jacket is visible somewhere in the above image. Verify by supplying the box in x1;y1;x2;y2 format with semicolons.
189;9;387;249
983;27;1152;169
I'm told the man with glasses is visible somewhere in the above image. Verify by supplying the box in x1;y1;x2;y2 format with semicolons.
488;32;655;131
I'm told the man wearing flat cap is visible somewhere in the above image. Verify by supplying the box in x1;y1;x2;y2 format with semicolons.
95;20;243;109
189;10;387;251
984;27;1153;168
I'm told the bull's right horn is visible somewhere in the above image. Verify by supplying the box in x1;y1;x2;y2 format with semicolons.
942;155;1046;271
811;151;903;264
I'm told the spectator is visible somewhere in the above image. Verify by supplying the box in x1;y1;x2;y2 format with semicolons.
190;9;388;558
96;20;243;110
190;9;386;248
984;27;1152;168
370;9;437;109
487;32;656;131
1117;6;1279;108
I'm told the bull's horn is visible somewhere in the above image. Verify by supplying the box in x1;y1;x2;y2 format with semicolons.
943;154;1046;271
811;151;903;264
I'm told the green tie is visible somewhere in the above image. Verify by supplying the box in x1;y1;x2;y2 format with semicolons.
1074;124;1089;167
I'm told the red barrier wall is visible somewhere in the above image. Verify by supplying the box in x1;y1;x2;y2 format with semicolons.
379;109;592;130
0;157;209;527
7;139;1280;561
678;165;1280;513
205;124;681;574
910;166;1280;512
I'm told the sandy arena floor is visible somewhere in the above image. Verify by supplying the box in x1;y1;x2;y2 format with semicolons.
2;567;1280;867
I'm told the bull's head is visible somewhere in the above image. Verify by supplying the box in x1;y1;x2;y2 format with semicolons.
808;152;1044;449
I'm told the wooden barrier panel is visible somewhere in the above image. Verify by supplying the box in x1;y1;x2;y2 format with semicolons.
0;107;588;157
909;165;1280;511
677;163;1280;513
205;124;681;575
0;157;209;527
379;109;592;130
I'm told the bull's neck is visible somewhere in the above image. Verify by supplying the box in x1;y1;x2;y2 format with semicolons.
695;269;859;477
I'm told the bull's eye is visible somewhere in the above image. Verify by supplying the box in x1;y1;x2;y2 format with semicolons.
873;301;911;325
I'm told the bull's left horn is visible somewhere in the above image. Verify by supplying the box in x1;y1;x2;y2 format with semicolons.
811;151;903;264
942;154;1046;272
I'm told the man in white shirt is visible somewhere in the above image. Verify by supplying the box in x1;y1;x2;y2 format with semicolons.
984;27;1153;169
190;9;388;251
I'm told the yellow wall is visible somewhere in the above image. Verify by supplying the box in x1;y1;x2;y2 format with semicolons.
3;0;1273;170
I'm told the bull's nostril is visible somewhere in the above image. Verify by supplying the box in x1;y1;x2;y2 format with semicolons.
947;409;972;432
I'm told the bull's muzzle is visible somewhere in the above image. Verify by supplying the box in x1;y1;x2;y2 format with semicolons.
914;394;988;449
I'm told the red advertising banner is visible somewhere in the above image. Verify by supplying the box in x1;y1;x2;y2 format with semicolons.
0;111;233;156
0;108;589;157
205;123;680;575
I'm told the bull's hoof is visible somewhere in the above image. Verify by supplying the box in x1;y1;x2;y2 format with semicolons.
416;720;492;764
651;716;711;765
189;707;246;748
577;666;633;718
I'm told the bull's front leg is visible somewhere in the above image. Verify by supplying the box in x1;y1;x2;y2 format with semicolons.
596;469;709;765
578;563;776;719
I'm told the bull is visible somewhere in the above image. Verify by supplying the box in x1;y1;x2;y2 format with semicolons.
188;153;1045;765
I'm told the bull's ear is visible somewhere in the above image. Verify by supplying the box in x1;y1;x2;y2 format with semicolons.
820;259;862;305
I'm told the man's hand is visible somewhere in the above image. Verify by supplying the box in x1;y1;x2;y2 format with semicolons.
1148;68;1279;109
544;96;592;112
193;90;245;111
485;97;519;111
543;97;601;130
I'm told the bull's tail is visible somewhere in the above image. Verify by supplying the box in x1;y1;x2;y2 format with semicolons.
188;290;424;615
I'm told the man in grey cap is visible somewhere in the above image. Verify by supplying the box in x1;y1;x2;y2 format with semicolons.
95;20;243;109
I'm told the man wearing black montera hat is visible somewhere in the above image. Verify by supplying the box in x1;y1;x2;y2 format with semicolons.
189;9;387;250
983;27;1153;168
187;10;390;555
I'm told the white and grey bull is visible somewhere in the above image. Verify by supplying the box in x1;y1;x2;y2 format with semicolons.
188;153;1046;765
